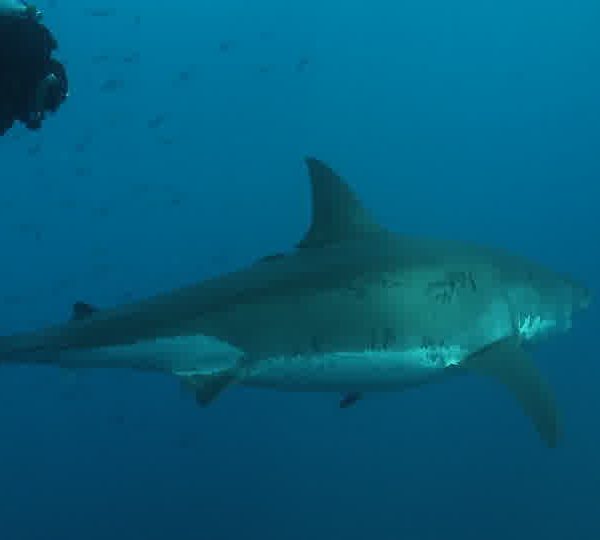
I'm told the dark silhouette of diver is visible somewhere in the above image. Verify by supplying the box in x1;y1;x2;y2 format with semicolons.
0;1;68;135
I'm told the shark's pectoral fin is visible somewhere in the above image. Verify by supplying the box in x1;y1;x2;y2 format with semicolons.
340;392;362;408
464;337;559;448
181;368;238;406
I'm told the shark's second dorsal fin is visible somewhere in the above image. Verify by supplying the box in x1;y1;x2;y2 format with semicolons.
71;301;99;321
297;157;385;249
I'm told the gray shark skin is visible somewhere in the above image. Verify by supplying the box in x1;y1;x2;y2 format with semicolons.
0;158;591;447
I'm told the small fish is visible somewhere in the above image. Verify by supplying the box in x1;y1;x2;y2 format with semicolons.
91;54;111;64
74;135;93;153
86;8;116;17
218;40;234;53
258;31;274;40
296;57;310;72
176;70;192;83
27;142;42;156
147;115;166;129
100;79;124;92
123;52;141;64
74;166;91;177
158;136;175;146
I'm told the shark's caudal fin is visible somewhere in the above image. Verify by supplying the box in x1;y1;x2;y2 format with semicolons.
464;337;560;448
297;157;386;249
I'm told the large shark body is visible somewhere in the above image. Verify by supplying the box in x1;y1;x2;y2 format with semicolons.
0;158;591;446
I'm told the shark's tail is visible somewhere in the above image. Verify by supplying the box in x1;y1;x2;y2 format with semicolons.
0;331;56;366
0;302;94;366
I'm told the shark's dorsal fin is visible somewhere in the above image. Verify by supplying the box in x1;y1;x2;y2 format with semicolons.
71;301;99;321
297;157;385;249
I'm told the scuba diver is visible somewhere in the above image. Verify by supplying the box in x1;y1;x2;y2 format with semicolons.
0;0;68;135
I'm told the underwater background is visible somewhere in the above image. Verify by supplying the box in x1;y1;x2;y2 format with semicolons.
0;0;598;538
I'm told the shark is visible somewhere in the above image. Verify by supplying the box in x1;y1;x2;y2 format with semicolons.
0;158;591;447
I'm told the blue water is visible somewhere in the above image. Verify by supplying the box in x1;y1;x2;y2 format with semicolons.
1;1;598;538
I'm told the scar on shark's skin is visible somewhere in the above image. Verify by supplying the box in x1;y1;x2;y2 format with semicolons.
346;282;368;300
382;328;396;349
365;328;398;351
381;276;404;290
427;271;478;304
346;273;405;300
310;336;322;354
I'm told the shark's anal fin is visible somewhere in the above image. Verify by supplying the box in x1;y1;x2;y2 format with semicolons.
297;158;386;249
257;252;286;264
340;392;362;408
71;301;99;321
183;369;238;406
464;337;560;448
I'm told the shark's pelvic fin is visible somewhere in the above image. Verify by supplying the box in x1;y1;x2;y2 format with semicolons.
340;392;363;408
71;301;99;321
464;337;560;448
182;369;238;406
297;157;386;249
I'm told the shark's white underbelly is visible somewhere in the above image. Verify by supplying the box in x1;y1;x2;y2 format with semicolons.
58;335;243;374
53;304;556;393
243;345;468;392
56;334;468;392
249;311;564;392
